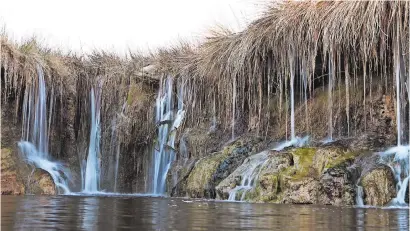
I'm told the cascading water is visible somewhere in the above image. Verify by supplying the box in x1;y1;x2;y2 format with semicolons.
380;29;410;207
362;29;410;207
18;65;71;194
83;87;102;193
273;53;309;151
228;152;269;201
151;76;185;194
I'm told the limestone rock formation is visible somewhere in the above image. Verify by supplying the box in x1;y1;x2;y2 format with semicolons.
171;136;265;198
1;148;56;195
27;169;57;195
1;148;25;195
361;166;396;206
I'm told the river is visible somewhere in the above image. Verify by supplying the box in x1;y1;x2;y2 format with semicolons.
1;195;408;230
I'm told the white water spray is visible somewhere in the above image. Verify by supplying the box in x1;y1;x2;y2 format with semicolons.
18;65;71;194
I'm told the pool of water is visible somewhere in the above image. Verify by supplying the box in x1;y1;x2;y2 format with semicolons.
1;195;408;230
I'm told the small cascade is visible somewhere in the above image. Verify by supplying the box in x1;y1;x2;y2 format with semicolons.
18;65;71;194
355;185;364;207
151;76;185;194
380;146;410;206
83;87;102;193
228;152;269;201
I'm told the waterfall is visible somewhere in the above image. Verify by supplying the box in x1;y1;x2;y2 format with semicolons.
18;65;71;194
228;152;269;201
377;30;410;207
151;76;185;194
356;185;364;206
83;87;101;193
272;54;309;151
289;54;295;140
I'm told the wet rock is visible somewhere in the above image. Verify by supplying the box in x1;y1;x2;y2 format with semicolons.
251;152;293;202
361;166;396;206
312;147;357;175
186;151;230;198
215;151;270;200
1;148;25;195
281;177;320;204
166;158;197;197
27;169;57;195
178;136;265;198
212;137;265;186
317;163;356;205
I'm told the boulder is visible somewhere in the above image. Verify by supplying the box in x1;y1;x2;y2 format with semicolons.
1;148;56;195
186;151;229;198
317;163;356;205
215;151;270;200
361;166;396;206
27;169;57;195
177;136;265;198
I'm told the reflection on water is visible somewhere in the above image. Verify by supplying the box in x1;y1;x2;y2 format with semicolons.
1;195;408;230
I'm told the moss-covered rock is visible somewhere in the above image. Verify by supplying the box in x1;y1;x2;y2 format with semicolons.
361;166;396;206
312;147;358;175
1;148;25;195
166;158;197;197
177;136;265;198
215;151;270;200
186;150;231;198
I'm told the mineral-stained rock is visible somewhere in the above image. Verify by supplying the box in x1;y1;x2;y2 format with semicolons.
361;166;396;206
1;148;25;195
281;177;320;204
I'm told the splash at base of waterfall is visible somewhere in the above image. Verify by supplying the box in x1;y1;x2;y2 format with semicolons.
380;145;410;207
272;136;310;151
18;141;71;194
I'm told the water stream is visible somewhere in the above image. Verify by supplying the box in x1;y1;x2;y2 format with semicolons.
18;65;71;194
358;33;410;207
151;76;185;194
83;87;102;193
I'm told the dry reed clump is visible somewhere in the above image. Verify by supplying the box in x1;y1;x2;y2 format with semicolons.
164;1;410;141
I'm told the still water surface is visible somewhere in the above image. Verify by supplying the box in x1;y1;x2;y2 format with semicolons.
1;195;409;230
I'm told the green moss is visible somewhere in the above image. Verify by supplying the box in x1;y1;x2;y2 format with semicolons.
289;148;316;180
186;150;230;195
324;151;358;169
